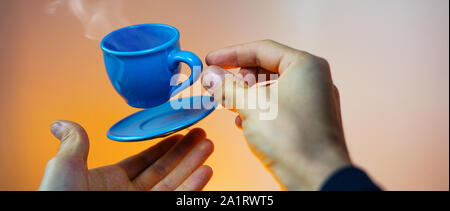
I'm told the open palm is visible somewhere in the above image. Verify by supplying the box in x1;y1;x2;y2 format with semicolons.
39;120;213;191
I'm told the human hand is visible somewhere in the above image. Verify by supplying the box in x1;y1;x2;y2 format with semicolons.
39;120;213;191
202;40;351;190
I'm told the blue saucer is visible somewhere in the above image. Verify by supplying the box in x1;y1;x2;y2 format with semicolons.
107;96;217;142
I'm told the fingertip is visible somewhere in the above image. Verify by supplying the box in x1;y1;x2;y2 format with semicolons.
195;165;213;185
165;134;184;143
235;115;243;129
50;120;90;159
201;165;213;177
50;120;63;139
205;53;214;66
200;139;214;154
205;50;225;66
50;120;85;140
202;65;226;94
187;128;207;139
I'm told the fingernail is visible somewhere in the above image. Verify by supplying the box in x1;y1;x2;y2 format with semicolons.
202;66;224;93
50;121;64;139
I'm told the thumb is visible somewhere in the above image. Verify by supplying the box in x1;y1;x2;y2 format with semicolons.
202;65;252;117
50;120;89;160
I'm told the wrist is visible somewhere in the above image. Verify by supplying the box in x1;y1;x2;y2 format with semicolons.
269;138;351;190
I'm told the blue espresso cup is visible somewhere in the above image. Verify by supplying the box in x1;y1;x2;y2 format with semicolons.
101;23;202;108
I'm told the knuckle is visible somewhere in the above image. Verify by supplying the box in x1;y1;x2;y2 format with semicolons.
48;155;69;165
152;162;169;177
261;39;275;44
134;180;148;191
297;54;331;74
253;39;277;48
46;155;83;169
45;156;61;168
171;145;186;158
61;125;86;142
314;56;330;70
154;179;176;191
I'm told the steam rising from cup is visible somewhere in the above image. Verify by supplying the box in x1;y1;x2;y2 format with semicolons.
46;0;130;40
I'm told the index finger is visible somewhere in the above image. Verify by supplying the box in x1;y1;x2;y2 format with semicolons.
205;40;306;74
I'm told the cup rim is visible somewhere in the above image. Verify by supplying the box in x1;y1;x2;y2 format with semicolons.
100;23;180;56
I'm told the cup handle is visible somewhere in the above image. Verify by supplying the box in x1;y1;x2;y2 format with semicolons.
168;50;203;97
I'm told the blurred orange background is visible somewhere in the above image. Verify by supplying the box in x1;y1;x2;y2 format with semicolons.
0;0;448;190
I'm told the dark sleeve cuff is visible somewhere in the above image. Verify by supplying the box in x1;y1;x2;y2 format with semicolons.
320;166;382;191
